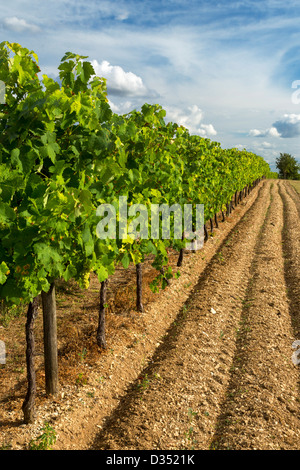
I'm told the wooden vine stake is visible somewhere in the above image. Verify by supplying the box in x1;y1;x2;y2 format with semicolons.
214;213;219;229
22;296;39;424
234;191;238;206
41;281;58;396
97;278;108;349
204;224;208;242
136;263;144;312
177;233;185;267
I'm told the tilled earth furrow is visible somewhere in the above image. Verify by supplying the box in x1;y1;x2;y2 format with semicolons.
283;181;300;219
280;181;300;331
90;181;282;450
209;180;300;450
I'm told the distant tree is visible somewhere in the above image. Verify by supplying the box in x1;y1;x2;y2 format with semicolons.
276;153;300;180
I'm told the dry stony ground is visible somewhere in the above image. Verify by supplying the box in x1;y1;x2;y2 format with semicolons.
0;179;299;450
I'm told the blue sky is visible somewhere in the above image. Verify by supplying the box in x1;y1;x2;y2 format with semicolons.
1;0;300;170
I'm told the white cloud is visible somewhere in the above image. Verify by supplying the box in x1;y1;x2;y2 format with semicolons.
165;105;217;137
261;141;273;148
249;127;280;138
272;113;300;138
250;114;300;139
115;11;129;21
3;16;40;33
197;123;217;137
91;60;148;97
166;105;203;128
108;99;133;114
249;129;263;137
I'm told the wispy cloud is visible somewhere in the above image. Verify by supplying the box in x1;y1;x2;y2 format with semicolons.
2;16;40;33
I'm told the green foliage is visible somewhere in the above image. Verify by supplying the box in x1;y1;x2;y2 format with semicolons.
276;153;300;180
28;423;57;450
0;299;25;327
0;42;271;307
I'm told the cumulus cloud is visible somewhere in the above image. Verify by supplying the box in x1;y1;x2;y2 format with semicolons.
91;60;148;97
249;127;280;138
167;105;203;129
272;113;300;138
249;114;300;139
197;123;217;137
165;105;217;137
3;16;40;33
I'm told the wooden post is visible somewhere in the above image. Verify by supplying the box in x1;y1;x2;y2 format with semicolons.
214;213;219;229
97;279;108;349
204;224;208;242
177;248;184;266
226;203;230;217
177;233;185;267
136;263;144;312
41;281;58;396
22;296;39;424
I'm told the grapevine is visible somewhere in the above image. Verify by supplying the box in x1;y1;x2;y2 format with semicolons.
0;42;272;423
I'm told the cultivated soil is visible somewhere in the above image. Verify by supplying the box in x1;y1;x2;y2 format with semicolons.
0;179;299;450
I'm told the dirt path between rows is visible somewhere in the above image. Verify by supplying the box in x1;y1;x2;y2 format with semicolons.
1;179;299;450
89;180;300;451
